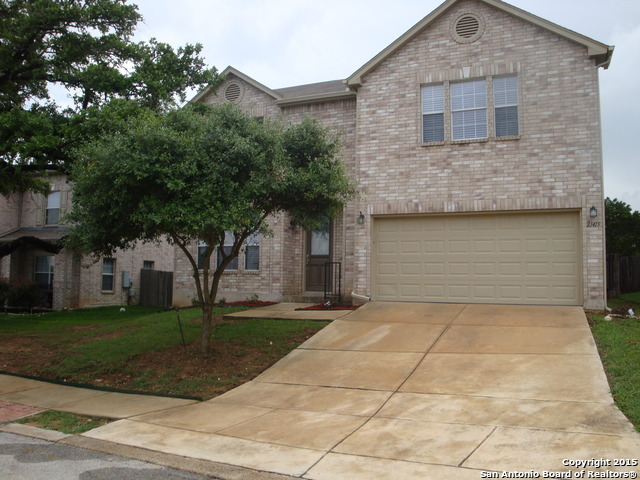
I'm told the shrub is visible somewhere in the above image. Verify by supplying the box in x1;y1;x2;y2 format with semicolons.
6;283;43;309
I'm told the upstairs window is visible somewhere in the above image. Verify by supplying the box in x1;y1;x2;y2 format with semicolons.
421;76;519;143
494;76;519;137
142;260;154;270
422;84;445;143
451;79;487;140
45;191;60;225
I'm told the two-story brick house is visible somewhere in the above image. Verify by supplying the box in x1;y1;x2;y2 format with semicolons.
0;174;174;310
175;0;613;310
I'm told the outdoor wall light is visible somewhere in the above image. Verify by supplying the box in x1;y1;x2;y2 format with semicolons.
357;211;365;225
590;206;598;218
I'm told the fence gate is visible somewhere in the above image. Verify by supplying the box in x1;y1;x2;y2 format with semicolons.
140;269;173;308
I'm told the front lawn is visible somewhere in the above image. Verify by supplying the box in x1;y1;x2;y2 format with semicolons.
0;306;328;400
588;292;640;432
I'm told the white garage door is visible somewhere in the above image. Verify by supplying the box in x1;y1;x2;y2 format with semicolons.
373;211;582;305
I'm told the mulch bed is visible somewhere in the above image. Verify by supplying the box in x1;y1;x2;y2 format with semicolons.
214;301;279;307
295;304;361;311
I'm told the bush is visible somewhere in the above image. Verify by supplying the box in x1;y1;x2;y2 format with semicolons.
6;283;43;309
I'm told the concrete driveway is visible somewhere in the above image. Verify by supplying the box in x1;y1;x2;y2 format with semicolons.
81;302;640;479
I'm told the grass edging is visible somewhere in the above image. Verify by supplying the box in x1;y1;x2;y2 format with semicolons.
15;411;112;435
0;370;203;401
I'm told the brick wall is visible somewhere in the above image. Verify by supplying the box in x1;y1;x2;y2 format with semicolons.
173;80;358;304
0;173;175;310
174;0;607;308
350;0;606;308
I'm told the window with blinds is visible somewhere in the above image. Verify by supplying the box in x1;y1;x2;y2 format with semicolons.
422;84;445;143
494;76;519;137
421;75;519;143
451;80;487;140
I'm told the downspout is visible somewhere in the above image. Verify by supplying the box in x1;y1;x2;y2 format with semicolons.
351;291;370;303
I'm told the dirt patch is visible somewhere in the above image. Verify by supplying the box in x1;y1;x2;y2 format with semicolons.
0;321;321;401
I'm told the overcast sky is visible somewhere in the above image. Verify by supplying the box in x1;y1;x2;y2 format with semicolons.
132;0;640;211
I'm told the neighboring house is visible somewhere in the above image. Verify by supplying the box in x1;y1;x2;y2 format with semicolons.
0;174;174;310
175;0;613;310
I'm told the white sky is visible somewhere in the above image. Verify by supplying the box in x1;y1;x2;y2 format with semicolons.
132;0;640;211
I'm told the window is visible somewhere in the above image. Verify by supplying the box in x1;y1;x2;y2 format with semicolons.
45;191;60;225
421;76;519;143
102;258;115;291
494;76;519;137
422;85;445;143
245;234;260;271
34;256;54;289
451;79;487;140
217;231;238;270
142;261;154;270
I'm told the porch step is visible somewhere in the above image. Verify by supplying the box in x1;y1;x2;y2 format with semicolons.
281;294;325;304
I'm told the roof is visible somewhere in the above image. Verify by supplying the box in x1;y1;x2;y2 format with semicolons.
0;227;67;243
275;80;354;106
189;66;355;107
347;0;614;87
188;0;613;105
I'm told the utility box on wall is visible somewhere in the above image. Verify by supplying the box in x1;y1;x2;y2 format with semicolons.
122;271;132;289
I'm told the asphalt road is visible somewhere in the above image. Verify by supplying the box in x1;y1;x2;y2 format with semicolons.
0;431;220;480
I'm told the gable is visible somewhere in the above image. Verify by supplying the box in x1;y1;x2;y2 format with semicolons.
347;0;613;87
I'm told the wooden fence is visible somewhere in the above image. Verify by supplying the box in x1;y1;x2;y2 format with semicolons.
139;269;173;308
607;254;640;298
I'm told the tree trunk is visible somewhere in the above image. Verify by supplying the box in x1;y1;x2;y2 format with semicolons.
201;303;213;355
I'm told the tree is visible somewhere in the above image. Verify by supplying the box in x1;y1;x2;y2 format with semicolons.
0;0;217;195
605;197;640;256
65;104;357;354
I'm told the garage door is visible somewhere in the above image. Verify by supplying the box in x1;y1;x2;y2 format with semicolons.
372;211;581;305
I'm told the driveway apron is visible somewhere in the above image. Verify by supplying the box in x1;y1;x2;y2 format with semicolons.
82;302;640;479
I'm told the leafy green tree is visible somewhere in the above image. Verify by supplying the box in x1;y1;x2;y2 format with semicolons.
0;0;217;195
605;197;640;256
66;104;357;354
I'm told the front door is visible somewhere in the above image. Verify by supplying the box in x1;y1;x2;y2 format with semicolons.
305;219;332;292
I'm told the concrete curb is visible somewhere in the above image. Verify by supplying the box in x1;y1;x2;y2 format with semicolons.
61;435;299;480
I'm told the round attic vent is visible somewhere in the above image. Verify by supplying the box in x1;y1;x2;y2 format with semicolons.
452;13;484;43
224;82;243;103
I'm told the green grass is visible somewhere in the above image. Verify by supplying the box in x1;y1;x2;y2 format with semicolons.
214;317;325;356
0;305;246;379
0;305;162;335
1;305;328;399
589;293;640;432
16;411;111;434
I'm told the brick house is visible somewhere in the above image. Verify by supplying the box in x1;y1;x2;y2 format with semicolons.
0;174;174;310
174;0;613;310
